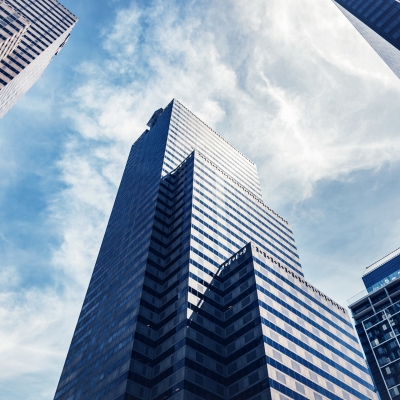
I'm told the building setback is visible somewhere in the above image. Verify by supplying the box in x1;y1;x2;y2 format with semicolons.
0;0;77;118
349;248;400;400
54;99;377;400
332;0;400;78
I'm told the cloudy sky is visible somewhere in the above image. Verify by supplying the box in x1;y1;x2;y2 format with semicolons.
1;0;400;398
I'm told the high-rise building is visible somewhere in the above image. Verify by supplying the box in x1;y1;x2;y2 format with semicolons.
332;0;400;78
0;0;77;118
54;99;377;400
349;248;400;400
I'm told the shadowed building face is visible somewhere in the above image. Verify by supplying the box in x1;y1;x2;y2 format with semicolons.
54;99;377;400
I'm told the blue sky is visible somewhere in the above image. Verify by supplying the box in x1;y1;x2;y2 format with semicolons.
1;0;400;398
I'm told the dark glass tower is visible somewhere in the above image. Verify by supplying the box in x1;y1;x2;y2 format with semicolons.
349;248;400;400
332;0;400;78
54;100;377;400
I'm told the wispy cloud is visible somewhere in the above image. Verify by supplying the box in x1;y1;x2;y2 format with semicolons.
1;0;400;398
65;0;400;204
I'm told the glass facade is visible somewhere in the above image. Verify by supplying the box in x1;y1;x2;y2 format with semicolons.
363;249;400;293
0;0;78;118
55;99;377;400
350;251;400;400
333;0;400;78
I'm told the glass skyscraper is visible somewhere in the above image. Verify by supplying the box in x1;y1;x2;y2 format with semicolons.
54;99;377;400
0;0;77;118
349;248;400;400
332;0;400;78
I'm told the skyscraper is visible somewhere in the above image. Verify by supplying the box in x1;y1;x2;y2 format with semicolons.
54;99;377;400
349;248;400;400
332;0;400;78
0;0;77;118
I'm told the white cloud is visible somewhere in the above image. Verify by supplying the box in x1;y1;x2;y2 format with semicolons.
0;284;82;400
2;0;400;397
65;0;400;206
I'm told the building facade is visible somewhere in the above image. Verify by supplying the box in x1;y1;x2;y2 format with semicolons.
349;248;400;400
54;99;377;400
332;0;400;78
0;0;77;118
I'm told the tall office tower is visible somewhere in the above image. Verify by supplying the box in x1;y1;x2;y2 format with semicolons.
0;0;77;118
349;248;400;400
332;0;400;78
54;99;377;400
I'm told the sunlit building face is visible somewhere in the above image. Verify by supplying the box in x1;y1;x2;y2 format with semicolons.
333;0;400;78
0;0;78;118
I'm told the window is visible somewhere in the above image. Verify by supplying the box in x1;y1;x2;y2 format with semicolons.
295;382;305;394
277;372;286;384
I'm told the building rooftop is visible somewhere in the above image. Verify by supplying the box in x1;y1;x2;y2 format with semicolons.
363;247;400;277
